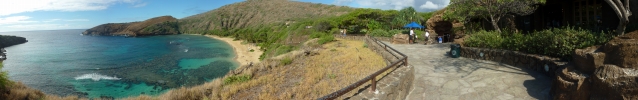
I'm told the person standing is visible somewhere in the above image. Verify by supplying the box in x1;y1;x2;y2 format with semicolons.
424;29;430;45
409;29;415;44
344;29;347;36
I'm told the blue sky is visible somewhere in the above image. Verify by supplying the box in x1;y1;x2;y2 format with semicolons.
0;0;448;32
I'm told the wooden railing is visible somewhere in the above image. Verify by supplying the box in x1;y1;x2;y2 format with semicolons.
318;36;408;100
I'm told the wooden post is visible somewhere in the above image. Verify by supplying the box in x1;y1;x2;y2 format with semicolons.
370;78;376;92
404;58;408;66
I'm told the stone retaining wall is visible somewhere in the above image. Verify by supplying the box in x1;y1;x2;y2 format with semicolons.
335;35;414;100
459;47;567;77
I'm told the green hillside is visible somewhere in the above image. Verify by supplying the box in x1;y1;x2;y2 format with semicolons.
178;0;353;34
177;0;355;59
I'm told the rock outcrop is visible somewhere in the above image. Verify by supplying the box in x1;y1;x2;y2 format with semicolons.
83;16;180;36
0;35;27;48
392;34;409;44
425;8;464;45
553;31;638;100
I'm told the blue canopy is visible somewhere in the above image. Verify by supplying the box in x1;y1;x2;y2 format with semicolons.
403;22;424;29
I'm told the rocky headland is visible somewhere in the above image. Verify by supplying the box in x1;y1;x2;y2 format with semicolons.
82;16;180;37
0;35;27;48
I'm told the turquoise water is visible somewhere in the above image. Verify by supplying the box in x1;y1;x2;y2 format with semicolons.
179;58;231;69
0;29;237;98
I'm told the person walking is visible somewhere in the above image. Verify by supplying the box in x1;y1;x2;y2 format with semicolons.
409;29;415;44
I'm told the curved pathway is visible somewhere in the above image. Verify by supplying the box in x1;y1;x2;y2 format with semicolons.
386;42;552;100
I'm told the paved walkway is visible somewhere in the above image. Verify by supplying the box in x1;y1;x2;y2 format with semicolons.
387;42;552;100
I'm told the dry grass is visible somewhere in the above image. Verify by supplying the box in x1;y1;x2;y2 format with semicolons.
223;38;387;99
0;82;45;100
0;82;91;100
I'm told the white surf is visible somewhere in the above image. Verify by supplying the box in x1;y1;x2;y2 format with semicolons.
74;73;121;81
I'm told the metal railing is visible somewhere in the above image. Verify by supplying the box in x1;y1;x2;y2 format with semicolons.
318;36;408;100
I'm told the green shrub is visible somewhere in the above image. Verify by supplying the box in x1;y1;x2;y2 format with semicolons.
363;43;368;48
389;29;404;35
501;32;528;51
0;62;12;90
464;27;613;58
525;27;612;58
223;74;251;85
414;30;426;39
368;29;392;37
310;32;324;38
464;30;504;49
318;34;335;44
307;31;334;44
280;57;293;65
275;45;295;56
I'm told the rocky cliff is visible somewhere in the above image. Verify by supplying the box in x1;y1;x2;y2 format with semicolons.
552;31;638;100
82;16;180;36
0;35;27;48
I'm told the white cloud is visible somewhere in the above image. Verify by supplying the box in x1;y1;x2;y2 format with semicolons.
43;19;62;22
0;0;144;16
133;2;147;8
333;0;449;12
6;24;71;29
64;19;90;22
420;1;440;9
0;16;38;25
42;19;90;22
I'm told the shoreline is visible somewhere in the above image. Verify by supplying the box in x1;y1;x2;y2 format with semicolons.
204;35;263;67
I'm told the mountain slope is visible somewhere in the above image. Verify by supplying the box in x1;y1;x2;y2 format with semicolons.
178;0;353;34
83;16;180;36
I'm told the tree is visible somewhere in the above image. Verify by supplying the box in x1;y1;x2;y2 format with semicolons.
392;7;422;29
604;0;631;35
419;12;435;27
336;8;396;33
445;0;544;33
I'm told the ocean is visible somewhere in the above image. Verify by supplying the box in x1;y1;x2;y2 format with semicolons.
0;29;237;98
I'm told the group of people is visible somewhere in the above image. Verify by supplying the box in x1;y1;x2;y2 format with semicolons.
409;29;443;44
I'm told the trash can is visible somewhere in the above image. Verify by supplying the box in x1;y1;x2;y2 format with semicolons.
450;44;461;58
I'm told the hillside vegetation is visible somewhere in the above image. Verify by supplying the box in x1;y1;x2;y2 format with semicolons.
178;0;353;34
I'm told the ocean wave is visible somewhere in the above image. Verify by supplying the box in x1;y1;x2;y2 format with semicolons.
74;73;121;81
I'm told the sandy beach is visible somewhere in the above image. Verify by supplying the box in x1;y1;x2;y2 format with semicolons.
205;35;263;67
